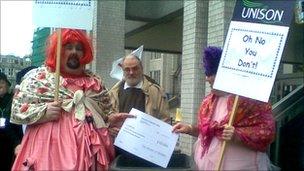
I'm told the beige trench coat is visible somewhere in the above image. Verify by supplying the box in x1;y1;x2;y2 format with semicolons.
109;75;169;122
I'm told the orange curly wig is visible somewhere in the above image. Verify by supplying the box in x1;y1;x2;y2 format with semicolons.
45;29;93;71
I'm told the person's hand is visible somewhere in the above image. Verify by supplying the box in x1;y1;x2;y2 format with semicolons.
108;127;120;138
14;144;22;156
107;113;135;127
172;122;192;135
220;124;235;141
44;101;62;121
107;113;135;138
37;101;61;123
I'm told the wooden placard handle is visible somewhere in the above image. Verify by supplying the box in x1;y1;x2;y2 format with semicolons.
215;95;239;171
54;28;62;101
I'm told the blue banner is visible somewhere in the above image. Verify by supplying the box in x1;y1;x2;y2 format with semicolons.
232;0;295;26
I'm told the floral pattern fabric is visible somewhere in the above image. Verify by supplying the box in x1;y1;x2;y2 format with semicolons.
11;67;112;128
10;66;115;170
198;93;275;156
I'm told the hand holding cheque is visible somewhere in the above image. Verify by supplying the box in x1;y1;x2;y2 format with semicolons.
114;108;179;168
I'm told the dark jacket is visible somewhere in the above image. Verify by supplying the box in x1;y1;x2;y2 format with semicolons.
0;92;22;171
109;75;169;122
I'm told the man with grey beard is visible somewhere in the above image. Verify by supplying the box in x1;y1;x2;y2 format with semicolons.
109;53;170;167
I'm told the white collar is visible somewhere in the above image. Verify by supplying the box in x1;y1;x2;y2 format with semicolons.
124;80;143;90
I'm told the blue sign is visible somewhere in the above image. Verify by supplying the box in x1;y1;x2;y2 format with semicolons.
232;0;295;26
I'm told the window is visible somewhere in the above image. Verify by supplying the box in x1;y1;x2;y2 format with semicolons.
8;68;13;76
150;52;161;60
150;70;161;84
155;53;161;59
150;52;155;60
154;70;160;84
149;71;153;78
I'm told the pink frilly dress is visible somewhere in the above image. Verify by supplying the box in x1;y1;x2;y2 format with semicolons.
10;67;115;170
194;94;275;170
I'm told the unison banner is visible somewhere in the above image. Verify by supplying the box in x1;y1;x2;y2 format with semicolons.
213;0;295;102
33;0;94;30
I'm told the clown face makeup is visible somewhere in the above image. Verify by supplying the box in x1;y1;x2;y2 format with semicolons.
45;29;93;73
61;42;85;76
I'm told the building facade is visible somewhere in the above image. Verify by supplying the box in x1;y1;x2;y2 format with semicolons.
0;55;31;88
31;27;53;67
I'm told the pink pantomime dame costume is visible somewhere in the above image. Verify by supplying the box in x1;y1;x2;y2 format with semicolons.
10;29;115;170
194;93;275;170
193;46;275;170
172;46;276;170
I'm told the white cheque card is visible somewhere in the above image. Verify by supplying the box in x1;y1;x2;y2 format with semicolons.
114;108;179;168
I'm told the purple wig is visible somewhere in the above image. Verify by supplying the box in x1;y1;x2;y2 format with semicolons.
202;46;222;76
